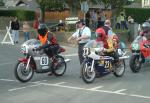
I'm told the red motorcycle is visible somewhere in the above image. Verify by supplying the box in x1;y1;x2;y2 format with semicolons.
129;35;150;73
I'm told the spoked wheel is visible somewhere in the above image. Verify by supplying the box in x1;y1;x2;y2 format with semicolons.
81;61;96;83
52;55;66;76
14;61;34;82
114;60;125;77
129;55;142;73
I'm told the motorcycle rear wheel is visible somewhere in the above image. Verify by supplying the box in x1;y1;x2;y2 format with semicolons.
81;61;96;83
129;55;142;73
52;55;66;76
14;61;34;82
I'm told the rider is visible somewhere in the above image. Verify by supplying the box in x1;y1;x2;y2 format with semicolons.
36;23;59;75
36;23;59;57
140;21;150;41
95;27;119;66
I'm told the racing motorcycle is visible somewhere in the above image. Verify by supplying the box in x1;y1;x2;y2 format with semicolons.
81;40;129;83
14;39;68;82
129;35;150;73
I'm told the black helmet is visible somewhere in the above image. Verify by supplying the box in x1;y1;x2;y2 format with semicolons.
38;23;48;36
142;22;150;32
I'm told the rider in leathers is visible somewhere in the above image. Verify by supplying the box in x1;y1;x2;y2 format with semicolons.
95;28;119;66
36;23;59;57
36;24;59;75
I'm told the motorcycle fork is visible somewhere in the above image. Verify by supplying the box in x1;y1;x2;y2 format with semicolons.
25;56;31;71
90;59;95;72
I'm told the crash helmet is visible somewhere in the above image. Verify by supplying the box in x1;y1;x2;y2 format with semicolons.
141;21;150;32
95;28;107;42
38;23;48;36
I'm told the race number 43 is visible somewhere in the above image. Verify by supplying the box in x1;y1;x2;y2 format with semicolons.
40;56;49;65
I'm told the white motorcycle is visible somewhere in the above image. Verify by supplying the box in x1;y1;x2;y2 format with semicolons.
14;39;68;82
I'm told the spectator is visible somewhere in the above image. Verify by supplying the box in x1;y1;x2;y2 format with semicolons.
115;15;121;30
91;10;97;30
128;16;134;24
85;11;90;27
11;17;20;44
33;18;39;30
100;11;106;27
120;13;128;30
68;19;91;65
23;21;30;41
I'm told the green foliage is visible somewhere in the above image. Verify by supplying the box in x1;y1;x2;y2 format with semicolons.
0;10;35;21
0;1;4;6
125;8;150;24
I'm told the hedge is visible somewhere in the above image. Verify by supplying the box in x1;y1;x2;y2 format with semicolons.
125;8;150;24
0;10;35;21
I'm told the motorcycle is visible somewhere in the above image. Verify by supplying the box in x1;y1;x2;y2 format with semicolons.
14;39;68;82
129;35;150;73
81;40;129;83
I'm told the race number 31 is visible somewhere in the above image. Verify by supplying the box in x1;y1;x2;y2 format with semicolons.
40;56;49;65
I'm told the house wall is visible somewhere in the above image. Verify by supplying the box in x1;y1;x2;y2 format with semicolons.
142;0;150;8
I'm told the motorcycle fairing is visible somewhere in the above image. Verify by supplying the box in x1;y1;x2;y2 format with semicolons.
140;41;150;58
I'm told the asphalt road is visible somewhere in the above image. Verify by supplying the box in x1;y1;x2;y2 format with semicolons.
0;36;150;103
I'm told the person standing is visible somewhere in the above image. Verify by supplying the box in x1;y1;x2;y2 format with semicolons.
68;19;91;65
11;17;20;44
23;21;30;41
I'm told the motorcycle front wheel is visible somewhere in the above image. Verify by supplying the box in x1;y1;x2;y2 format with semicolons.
114;60;125;77
129;55;142;73
52;55;66;76
81;61;96;83
14;61;34;82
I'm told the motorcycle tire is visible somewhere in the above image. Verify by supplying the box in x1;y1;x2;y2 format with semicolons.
81;61;96;83
14;61;34;82
52;55;66;76
114;60;125;77
129;55;142;73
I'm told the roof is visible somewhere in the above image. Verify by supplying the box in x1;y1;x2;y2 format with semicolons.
1;0;39;11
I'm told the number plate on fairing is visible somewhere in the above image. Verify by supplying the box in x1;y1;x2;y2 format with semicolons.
40;56;49;66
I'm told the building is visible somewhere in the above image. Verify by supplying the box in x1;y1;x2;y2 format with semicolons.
142;0;150;8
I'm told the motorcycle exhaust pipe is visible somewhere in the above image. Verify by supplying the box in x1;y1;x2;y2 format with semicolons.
65;59;71;63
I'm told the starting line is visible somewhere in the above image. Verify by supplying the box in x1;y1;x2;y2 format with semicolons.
0;78;150;100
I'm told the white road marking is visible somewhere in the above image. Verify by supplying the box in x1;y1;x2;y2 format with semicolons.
30;80;47;83
54;82;66;85
8;84;41;92
113;89;127;93
39;82;85;90
130;94;150;99
1;78;150;99
0;79;17;82
88;86;103;90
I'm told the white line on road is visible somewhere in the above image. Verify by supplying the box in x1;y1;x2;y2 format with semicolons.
1;78;150;99
8;84;41;92
54;82;66;85
37;82;150;100
113;89;127;93
130;94;150;99
0;79;17;82
88;86;104;90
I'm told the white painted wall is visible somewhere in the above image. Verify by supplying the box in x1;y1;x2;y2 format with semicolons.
142;0;150;8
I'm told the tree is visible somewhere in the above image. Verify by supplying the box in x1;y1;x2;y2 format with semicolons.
36;0;64;22
91;0;128;10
